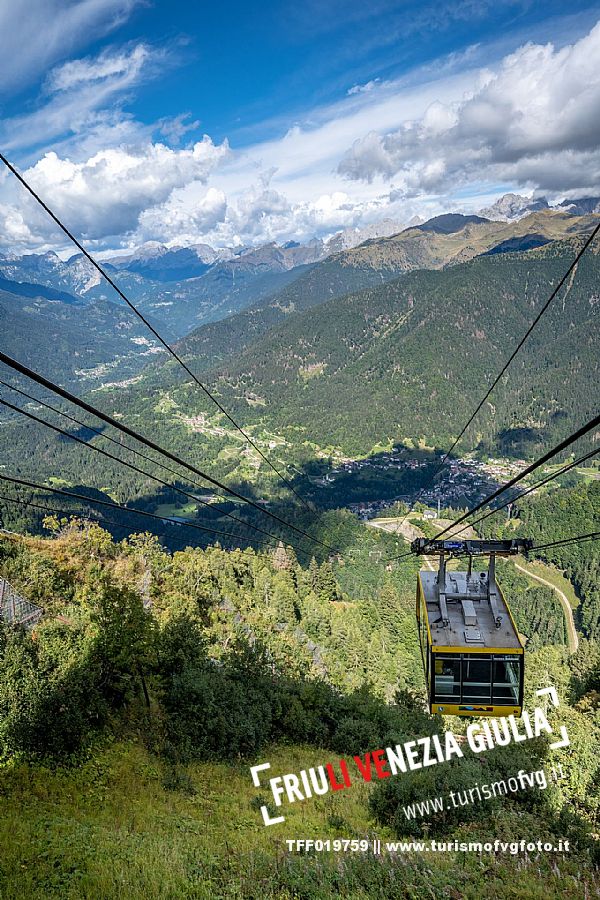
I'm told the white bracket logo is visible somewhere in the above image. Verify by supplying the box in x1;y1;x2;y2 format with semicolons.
250;762;285;826
536;686;570;750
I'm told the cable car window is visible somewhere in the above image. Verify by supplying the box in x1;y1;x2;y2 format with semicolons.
462;656;492;703
434;656;461;700
492;656;520;703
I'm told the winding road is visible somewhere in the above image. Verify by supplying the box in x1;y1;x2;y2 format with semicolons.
368;516;579;654
513;562;579;654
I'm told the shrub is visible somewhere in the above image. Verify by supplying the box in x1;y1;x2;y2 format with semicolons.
0;622;106;758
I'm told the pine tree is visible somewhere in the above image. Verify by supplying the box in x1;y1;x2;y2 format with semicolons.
318;561;339;603
308;557;320;593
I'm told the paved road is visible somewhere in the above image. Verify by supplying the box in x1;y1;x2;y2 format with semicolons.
514;562;579;655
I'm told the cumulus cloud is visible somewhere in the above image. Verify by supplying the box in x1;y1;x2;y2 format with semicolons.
148;178;393;250
0;203;43;246
339;22;600;198
4;17;600;255
0;138;229;247
130;157;387;249
138;186;228;243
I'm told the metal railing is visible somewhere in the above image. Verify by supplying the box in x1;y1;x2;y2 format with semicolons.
0;578;43;628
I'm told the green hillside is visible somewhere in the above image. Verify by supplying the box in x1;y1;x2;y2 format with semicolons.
478;479;600;640
139;236;600;464
164;252;402;381
1;234;597;543
0;290;171;390
134;263;314;339
0;523;598;898
330;209;597;273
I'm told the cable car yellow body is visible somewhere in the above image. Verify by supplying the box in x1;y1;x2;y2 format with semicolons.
415;552;525;717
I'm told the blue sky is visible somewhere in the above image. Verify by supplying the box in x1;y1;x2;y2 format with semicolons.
1;0;600;253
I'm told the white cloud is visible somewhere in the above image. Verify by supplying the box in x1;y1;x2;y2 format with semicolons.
3;18;600;255
158;113;202;145
348;79;381;96
141;176;395;250
0;0;140;94
0;138;229;246
0;43;165;154
338;22;600;198
0;203;42;246
138;186;228;243
46;43;150;93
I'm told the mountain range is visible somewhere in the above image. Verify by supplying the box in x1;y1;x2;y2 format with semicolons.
148;230;597;467
479;193;600;221
0;204;598;468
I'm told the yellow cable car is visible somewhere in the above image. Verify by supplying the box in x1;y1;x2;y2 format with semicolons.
414;538;531;717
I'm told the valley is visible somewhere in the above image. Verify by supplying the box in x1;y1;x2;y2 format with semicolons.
1;210;599;551
0;202;599;900
3;4;600;895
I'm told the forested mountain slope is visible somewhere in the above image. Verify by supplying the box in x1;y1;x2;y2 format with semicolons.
1;236;597;519
0;289;169;389
168;209;597;372
479;479;600;640
154;252;400;382
325;209;597;273
0;523;599;898
195;237;600;457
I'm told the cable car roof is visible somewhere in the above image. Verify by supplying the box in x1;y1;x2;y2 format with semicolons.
419;569;522;651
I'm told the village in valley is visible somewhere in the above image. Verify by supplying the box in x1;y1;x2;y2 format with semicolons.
312;447;533;520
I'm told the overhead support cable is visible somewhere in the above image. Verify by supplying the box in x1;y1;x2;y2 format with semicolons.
0;151;313;512
0;491;140;534
451;447;600;537
0;376;225;497
0;474;242;543
0;385;306;550
387;410;600;559
529;531;600;552
394;221;600;527
0;351;336;553
431;412;600;541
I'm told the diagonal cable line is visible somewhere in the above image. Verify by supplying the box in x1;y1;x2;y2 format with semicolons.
0;376;217;492
0;151;313;512
0;395;305;552
0;491;143;534
434;411;600;539
387;409;600;559
0;474;242;543
450;447;600;537
530;531;600;552
0;381;307;550
0;350;336;553
393;221;600;529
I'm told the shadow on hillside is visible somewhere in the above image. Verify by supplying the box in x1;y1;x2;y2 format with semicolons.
0;440;513;558
0;575;595;855
148;627;598;851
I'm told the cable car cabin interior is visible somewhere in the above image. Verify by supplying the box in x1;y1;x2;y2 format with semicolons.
414;538;530;717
